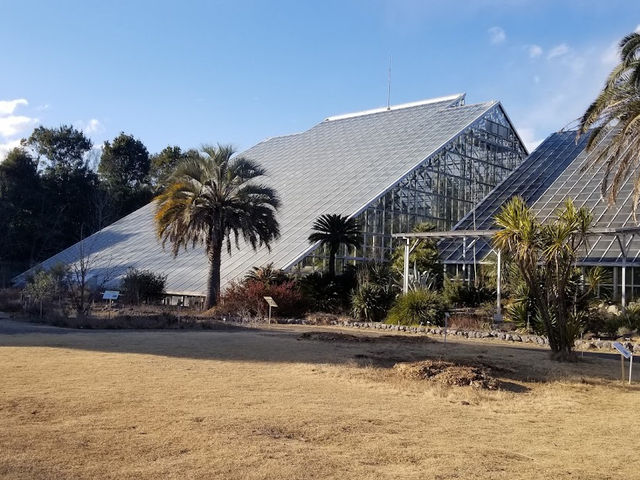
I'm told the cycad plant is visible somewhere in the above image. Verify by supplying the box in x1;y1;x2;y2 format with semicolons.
493;196;598;359
244;263;289;286
578;31;640;211
155;144;280;308
308;214;361;278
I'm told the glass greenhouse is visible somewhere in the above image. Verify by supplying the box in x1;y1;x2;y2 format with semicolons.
15;93;528;296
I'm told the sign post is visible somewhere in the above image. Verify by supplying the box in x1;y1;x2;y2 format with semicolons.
443;312;449;347
102;290;120;319
263;296;278;324
102;290;119;301
612;342;633;384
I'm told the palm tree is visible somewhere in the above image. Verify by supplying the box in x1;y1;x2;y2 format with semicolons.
154;144;280;308
579;31;640;211
308;214;361;278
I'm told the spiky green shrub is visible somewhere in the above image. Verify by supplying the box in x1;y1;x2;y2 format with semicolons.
443;276;496;308
386;289;448;326
351;262;396;322
352;284;390;322
620;302;640;331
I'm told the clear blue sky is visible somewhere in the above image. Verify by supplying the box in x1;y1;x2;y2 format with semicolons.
2;0;640;158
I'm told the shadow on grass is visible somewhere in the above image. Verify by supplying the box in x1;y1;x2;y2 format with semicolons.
0;317;634;388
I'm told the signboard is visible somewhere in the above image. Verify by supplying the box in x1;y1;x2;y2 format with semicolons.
103;290;120;301
613;341;632;359
263;296;278;308
612;341;633;385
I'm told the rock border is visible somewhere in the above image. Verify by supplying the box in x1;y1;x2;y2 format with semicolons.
333;321;640;353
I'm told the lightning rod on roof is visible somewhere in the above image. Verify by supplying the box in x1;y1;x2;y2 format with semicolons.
387;55;392;110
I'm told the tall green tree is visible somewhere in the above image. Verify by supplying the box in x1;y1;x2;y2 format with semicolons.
26;125;92;170
149;145;199;192
0;148;42;264
579;31;640;211
99;133;150;188
25;125;99;257
154;144;280;308
493;197;597;360
308;214;361;278
98;133;152;219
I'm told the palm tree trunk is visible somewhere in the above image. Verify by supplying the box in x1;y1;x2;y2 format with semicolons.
205;231;223;309
329;245;338;278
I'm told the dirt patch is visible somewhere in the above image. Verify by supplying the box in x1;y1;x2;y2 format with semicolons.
299;331;371;343
393;360;499;389
252;425;308;442
298;331;433;344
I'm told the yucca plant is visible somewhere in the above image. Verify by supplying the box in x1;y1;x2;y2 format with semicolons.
493;197;596;360
155;144;280;308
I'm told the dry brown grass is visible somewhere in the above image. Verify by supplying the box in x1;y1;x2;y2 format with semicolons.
1;322;639;479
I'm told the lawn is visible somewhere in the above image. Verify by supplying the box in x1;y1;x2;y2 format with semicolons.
1;320;639;479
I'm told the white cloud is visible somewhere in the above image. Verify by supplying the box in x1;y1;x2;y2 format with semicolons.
635;24;640;33
0;138;23;159
508;38;622;156
528;44;543;59
0;97;38;160
0;115;36;137
547;43;570;60
517;127;543;152
74;118;104;136
0;98;28;116
85;118;101;134
488;26;506;45
601;41;619;67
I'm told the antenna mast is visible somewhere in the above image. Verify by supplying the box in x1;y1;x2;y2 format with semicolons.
387;55;392;110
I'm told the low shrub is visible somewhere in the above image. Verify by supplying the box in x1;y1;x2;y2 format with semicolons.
22;270;62;317
219;279;306;319
581;303;634;337
601;314;623;338
35;312;243;330
0;288;21;312
448;312;490;330
120;268;167;304
304;312;341;325
298;271;356;313
386;289;448;326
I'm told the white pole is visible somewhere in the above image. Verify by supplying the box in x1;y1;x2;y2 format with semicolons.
268;305;272;324
462;237;467;283
622;263;627;309
403;238;410;294
630;355;633;385
496;250;502;317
